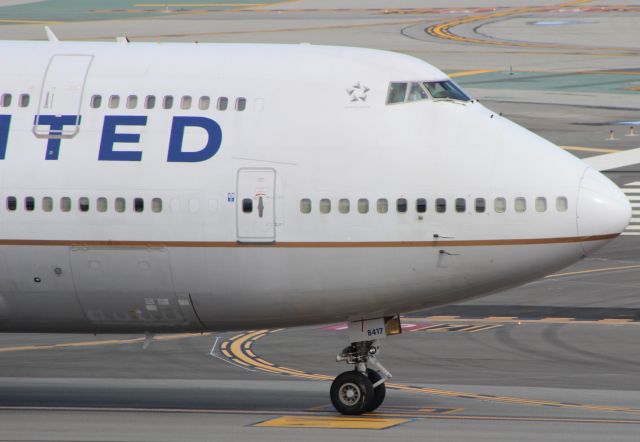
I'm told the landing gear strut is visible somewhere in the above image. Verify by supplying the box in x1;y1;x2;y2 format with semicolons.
330;340;392;415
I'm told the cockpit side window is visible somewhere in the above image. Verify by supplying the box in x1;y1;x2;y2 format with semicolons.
386;82;408;104
407;82;429;102
423;80;471;101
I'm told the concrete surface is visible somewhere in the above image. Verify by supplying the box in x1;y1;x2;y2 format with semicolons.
0;1;639;441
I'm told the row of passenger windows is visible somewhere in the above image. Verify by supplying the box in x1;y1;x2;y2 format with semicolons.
5;196;163;213
299;197;569;214
0;93;247;112
0;93;30;108
1;194;570;215
90;95;247;111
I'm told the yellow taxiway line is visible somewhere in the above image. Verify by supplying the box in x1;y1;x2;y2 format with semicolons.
561;146;622;153
2;325;639;415
0;333;209;353
546;263;640;278
254;415;410;429
449;69;498;78
426;0;594;49
135;3;266;6
222;329;640;415
0;20;63;24
406;316;639;326
425;0;640;55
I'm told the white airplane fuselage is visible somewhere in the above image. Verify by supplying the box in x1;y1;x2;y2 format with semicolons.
0;41;631;333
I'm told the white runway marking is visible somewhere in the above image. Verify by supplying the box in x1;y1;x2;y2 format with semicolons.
621;181;640;235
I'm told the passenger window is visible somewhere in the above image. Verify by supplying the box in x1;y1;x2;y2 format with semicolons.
97;197;108;213
407;82;428;102
396;198;407;213
181;95;192;110
79;197;89;212
475;198;486;213
199;96;210;110
145;95;156;109
0;94;11;107
19;94;29;107
377;198;388;214
494;197;506;213
515;197;526;213
535;197;547;212
436;198;446;213
25;196;34;211
163;95;174;109
42;197;53;212
386;82;408;104
455;198;466;213
339;198;350;214
90;95;102;109
109;95;120;109
358;198;369;214
152;198;163;213
134;197;144;212
60;197;71;212
556;196;568;212
6;196;16;211
126;95;138;109
319;198;331;214
236;97;246;111
217;97;228;111
416;198;427;213
242;198;252;213
115;197;126;213
300;198;311;214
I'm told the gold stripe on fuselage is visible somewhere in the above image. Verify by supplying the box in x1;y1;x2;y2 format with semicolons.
0;233;619;248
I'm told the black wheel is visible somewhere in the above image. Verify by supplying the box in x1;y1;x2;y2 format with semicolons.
330;370;374;415
365;368;386;412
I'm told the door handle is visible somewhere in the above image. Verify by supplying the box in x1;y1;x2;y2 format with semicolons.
258;196;264;218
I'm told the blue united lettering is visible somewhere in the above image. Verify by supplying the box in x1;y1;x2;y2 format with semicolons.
0;115;10;160
0;114;224;162
35;115;81;160
98;115;146;161
167;116;222;163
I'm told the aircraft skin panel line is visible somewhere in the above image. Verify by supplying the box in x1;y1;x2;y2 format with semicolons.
0;40;630;338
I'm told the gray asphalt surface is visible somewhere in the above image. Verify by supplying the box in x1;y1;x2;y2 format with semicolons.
1;1;639;441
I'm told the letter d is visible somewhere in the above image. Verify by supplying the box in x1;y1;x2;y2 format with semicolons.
167;116;222;163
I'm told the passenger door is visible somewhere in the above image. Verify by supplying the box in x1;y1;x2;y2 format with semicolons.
34;54;93;137
236;168;277;243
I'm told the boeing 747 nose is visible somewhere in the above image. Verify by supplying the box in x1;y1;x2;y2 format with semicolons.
577;167;632;255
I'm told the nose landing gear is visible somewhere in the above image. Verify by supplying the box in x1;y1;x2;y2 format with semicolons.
330;340;392;415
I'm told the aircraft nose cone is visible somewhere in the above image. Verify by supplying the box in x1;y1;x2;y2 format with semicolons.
577;167;631;255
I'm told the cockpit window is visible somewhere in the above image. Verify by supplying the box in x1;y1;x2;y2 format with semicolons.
407;82;428;102
386;80;470;105
386;82;408;104
423;80;471;101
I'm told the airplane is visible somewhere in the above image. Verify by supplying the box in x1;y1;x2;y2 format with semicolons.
0;30;631;415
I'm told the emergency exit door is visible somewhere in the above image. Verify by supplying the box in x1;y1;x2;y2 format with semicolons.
236;168;276;242
34;54;93;137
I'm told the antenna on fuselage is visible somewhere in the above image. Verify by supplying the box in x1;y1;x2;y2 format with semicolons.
44;26;59;43
116;36;130;44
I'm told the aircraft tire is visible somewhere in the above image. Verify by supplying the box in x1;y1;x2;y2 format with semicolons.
330;370;374;415
365;368;386;412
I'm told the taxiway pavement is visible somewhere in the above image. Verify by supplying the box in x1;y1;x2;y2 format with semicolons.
0;1;639;441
